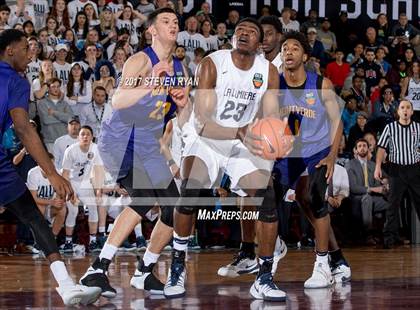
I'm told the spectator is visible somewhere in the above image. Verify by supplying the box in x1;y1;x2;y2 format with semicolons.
0;5;11;33
389;27;411;64
375;13;391;46
195;10;206;25
200;2;216;26
136;0;155;17
216;22;229;47
386;58;407;95
53;43;71;85
95;7;117;50
38;28;55;59
341;95;358;137
371;86;398;133
38;78;74;152
346;42;364;71
361;48;383;97
64;29;78;55
27;153;67;240
279;7;299;33
333;10;353;55
50;0;71;34
369;77;388;110
33;59;55;101
225;10;239;39
343;65;366;94
325;49;350;94
26;37;41;84
347;112;369;153
111;46;127;83
337;134;351;166
106;27;130;60
346;138;389;245
84;3;100;28
188;47;205;77
300;9;319;34
46;16;59;47
23;20;36;38
68;0;98;25
363;132;378;162
32;0;49;31
177;16;208;64
348;75;367;111
201;19;218;51
391;12;419;42
79;86;112;138
115;5;146;47
375;47;391;75
93;60;115;96
375;100;420;248
73;11;89;40
8;0;35;28
306;27;325;66
400;60;420;121
404;47;417;67
79;42;98;81
364;27;380;51
64;62;92;115
317;17;337;58
107;0;132;14
53;116;80;169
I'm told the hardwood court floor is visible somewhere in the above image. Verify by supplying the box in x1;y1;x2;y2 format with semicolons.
0;247;420;309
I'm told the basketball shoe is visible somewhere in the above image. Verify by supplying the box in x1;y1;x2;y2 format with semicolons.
304;261;334;288
130;257;164;294
164;250;186;298
217;251;259;277
330;260;351;283
79;257;117;298
250;261;286;302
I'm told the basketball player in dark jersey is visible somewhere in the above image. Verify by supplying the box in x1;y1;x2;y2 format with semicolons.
0;29;101;306
79;8;189;298
275;31;347;288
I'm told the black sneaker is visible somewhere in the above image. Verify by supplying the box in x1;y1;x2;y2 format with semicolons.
89;240;101;253
130;257;164;294
62;241;74;253
79;257;117;298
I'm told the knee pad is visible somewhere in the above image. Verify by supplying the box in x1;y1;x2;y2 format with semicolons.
176;179;202;215
160;205;174;227
65;201;79;227
87;204;99;222
308;166;329;219
256;187;278;223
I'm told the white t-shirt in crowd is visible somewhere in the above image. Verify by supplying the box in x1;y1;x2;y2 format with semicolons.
177;31;208;64
68;0;98;24
27;166;55;201
53;134;78;169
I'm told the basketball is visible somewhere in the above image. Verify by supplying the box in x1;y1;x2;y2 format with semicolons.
251;117;294;160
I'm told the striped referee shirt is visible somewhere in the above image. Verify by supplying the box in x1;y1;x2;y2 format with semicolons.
378;121;420;165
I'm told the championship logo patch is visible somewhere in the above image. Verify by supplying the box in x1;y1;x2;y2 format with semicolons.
305;92;316;105
253;73;263;89
87;152;94;160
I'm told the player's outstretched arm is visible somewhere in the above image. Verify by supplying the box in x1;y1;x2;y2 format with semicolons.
112;53;155;110
194;57;244;140
10;107;74;201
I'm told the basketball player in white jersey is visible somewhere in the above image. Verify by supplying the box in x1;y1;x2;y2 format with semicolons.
62;125;103;253
401;60;420;121
27;153;67;241
165;18;289;302
217;15;286;279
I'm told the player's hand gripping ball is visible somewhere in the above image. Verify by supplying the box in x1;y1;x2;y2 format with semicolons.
251;117;294;160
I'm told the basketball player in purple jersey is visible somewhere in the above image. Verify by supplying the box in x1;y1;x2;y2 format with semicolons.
0;29;101;306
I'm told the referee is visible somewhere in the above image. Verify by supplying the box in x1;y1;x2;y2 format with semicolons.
375;99;420;248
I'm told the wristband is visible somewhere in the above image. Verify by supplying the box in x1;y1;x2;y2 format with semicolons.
167;159;175;166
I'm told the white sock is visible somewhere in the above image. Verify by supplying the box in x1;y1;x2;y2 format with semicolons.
134;223;143;238
99;243;118;261
50;261;74;287
173;232;189;252
98;226;106;234
316;253;329;265
143;249;160;267
65;236;72;243
90;235;97;242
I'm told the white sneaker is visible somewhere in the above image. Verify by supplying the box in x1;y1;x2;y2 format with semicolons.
217;252;259;278
304;261;334;289
331;263;351;283
272;238;287;275
164;260;186;298
250;273;286;302
56;284;101;306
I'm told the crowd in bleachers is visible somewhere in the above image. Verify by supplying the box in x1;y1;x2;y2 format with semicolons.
1;0;420;254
